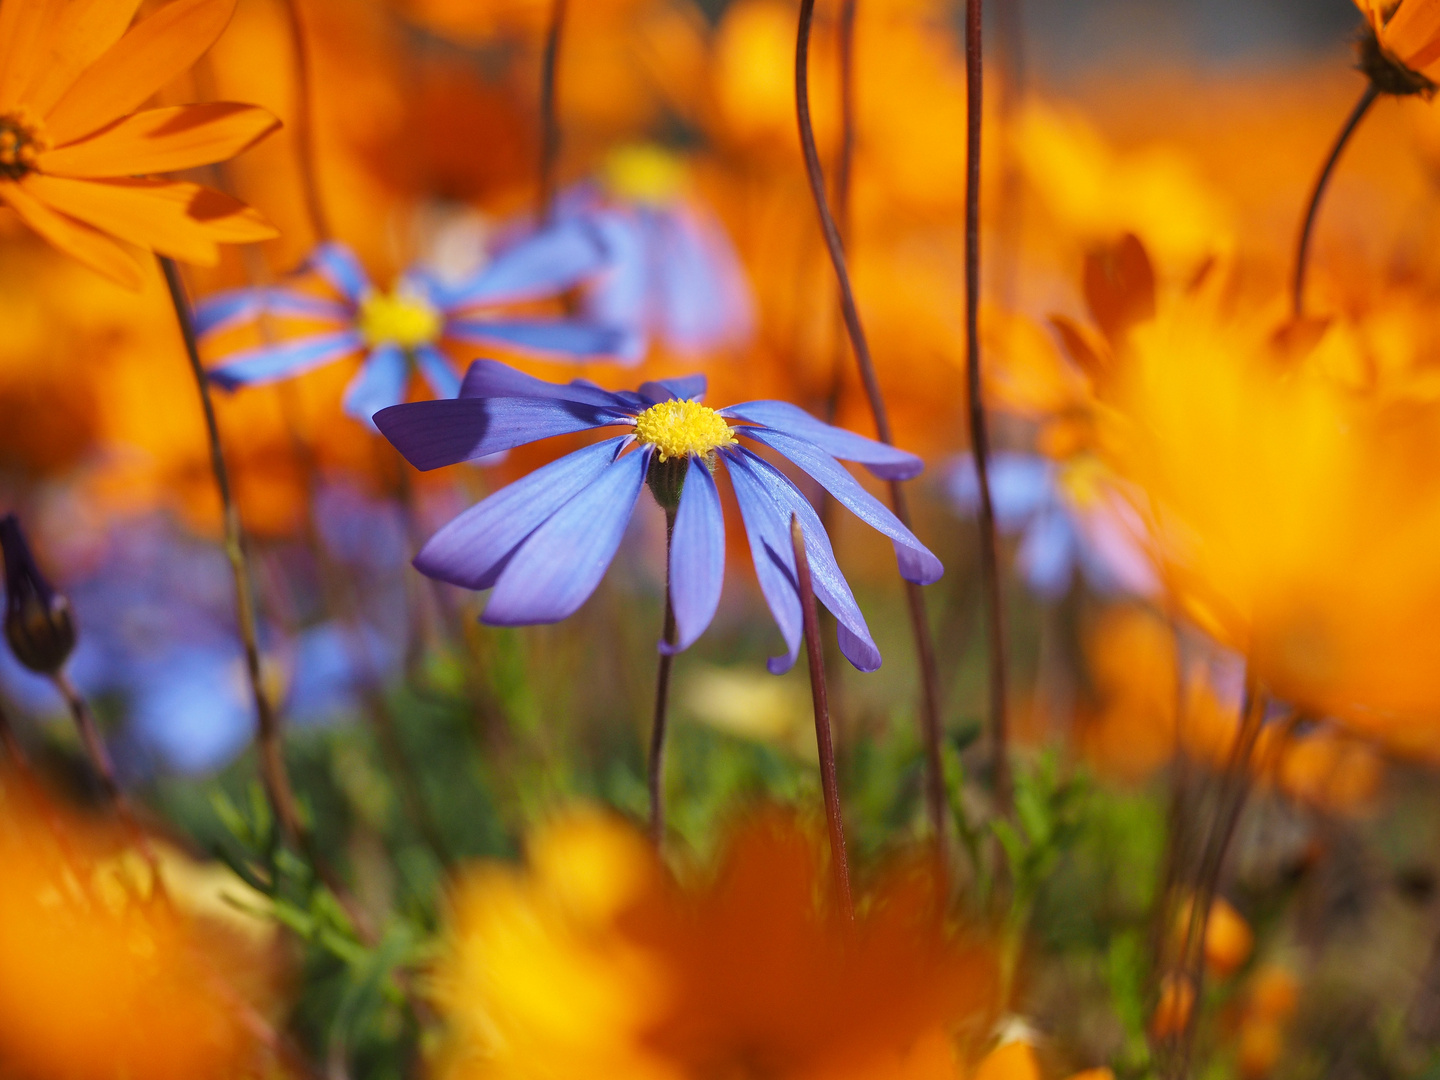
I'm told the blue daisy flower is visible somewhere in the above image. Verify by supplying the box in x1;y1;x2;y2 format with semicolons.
947;452;1157;600
195;219;630;424
374;360;941;674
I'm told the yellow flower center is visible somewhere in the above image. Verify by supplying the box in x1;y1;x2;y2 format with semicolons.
601;144;688;206
0;111;47;179
357;287;443;350
633;399;735;462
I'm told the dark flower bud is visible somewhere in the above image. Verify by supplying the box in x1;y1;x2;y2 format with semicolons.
1;514;76;675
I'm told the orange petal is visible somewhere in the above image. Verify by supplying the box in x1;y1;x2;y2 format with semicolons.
40;102;280;178
0;178;142;288
20;174;274;265
19;0;144;117
42;0;238;146
0;0;56;109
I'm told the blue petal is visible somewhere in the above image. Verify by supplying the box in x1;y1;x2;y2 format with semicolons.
720;400;924;480
946;452;1054;531
637;374;707;404
309;242;372;303
414;437;628;589
447;317;632;360
343;345;409;423
375;396;630;471
724;449;801;674
662;457;725;654
482;445;650;625
741;427;943;585
651;206;755;355
207;330;365;389
458;358;634;411
727;448;880;673
1017;508;1077;599
439;219;610;308
414;343;461;399
194;287;350;337
583;210;650;326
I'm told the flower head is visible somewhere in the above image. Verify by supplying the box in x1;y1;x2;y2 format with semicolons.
376;360;942;673
0;780;278;1080
560;147;756;362
1;512;75;674
432;809;997;1080
1357;0;1440;92
0;0;281;288
197;225;630;424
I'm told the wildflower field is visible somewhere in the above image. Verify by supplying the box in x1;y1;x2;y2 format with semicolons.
2;0;1438;1077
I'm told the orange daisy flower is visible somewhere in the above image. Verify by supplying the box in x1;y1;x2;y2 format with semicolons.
1357;0;1440;89
0;0;280;289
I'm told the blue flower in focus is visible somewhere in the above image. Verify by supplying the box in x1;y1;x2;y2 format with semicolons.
375;360;941;674
196;220;631;424
0;516;403;776
947;452;1157;600
560;145;755;362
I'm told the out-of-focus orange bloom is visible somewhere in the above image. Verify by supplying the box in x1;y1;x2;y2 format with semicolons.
1078;606;1384;812
0;778;279;1080
1234;965;1300;1079
1358;0;1440;87
972;1038;1041;1080
1175;896;1254;980
0;0;279;288
1039;232;1440;758
433;809;998;1080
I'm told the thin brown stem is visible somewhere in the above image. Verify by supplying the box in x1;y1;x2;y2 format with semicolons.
277;0;331;243
1165;677;1267;1080
795;0;947;847
0;693;24;766
538;0;568;223
964;0;1011;818
1292;83;1379;317
158;257;304;849
792;514;853;919
648;509;678;846
51;669;163;878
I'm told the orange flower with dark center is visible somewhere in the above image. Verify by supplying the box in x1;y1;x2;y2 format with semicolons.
0;0;281;289
1357;0;1440;91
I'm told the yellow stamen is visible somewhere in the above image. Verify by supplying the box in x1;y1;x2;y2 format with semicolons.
0;110;47;179
357;288;443;350
633;399;735;462
601;144;688;207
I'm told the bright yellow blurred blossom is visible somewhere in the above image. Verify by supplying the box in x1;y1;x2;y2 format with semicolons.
433;810;998;1080
0;777;280;1080
0;0;279;288
1046;234;1440;756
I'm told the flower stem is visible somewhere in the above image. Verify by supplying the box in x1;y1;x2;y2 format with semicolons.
157;256;304;852
539;0;568;223
1292;82;1379;317
277;0;331;243
0;693;23;766
1163;676;1267;1080
795;0;948;849
51;669;161;875
791;514;854;919
648;508;678;845
964;0;1012;819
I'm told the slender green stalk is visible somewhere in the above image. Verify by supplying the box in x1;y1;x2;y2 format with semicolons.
157;256;304;851
791;514;853;919
795;0;948;849
1292;83;1379;316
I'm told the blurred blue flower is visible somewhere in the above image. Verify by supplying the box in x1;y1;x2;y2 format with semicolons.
375;359;940;674
195;220;630;424
946;452;1157;600
558;147;755;362
0;515;403;777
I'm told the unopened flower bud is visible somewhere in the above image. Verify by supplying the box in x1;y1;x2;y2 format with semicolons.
1;514;76;675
